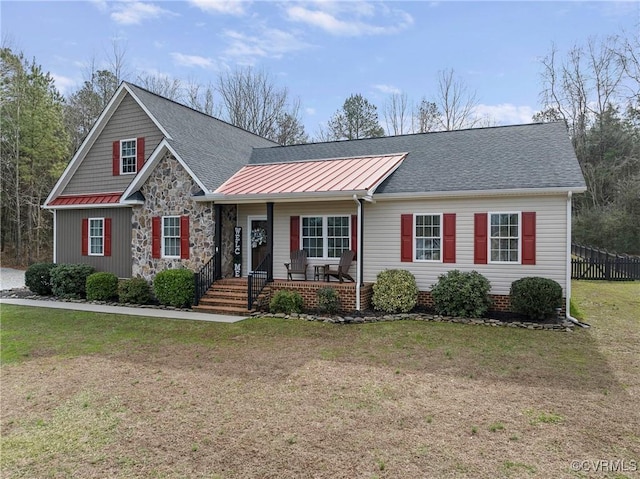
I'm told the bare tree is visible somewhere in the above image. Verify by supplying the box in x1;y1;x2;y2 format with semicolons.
413;98;441;133
383;92;410;135
435;68;480;131
216;67;306;142
137;73;183;101
184;78;216;116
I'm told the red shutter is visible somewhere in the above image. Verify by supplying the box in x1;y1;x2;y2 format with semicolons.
81;218;88;256
136;137;145;172
400;214;413;262
442;213;456;263
152;216;161;259
351;214;357;260
180;215;190;259
474;213;488;264
112;140;120;176
290;216;300;252
521;212;536;265
104;218;112;257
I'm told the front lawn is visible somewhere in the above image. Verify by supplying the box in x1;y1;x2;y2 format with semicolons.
1;281;638;478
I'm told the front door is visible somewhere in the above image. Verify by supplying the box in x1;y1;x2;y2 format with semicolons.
249;217;268;271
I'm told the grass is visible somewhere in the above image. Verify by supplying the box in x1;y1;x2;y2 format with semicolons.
1;280;639;478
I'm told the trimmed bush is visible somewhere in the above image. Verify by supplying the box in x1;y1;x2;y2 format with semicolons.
118;277;152;304
431;270;491;318
372;269;419;313
86;272;119;301
50;263;96;299
25;262;56;295
316;287;340;314
269;290;303;314
510;277;563;320
153;269;195;308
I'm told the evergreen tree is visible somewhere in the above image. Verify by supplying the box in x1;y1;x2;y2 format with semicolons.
327;94;385;140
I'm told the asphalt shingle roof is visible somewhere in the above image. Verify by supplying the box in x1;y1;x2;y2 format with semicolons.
126;83;277;191
248;122;586;194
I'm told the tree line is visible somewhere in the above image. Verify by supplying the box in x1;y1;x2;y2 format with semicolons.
1;33;638;265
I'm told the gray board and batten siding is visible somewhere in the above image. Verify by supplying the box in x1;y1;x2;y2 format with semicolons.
56;208;133;278
62;94;164;195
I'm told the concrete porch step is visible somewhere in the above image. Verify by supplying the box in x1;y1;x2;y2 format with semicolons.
192;304;254;315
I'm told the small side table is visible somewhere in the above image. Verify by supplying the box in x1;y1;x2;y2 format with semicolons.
313;265;325;281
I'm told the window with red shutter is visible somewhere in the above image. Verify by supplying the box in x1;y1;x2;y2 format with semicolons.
112;141;120;176
290;216;300;252
180;215;190;259
136;137;145;172
521;212;536;265
443;213;456;263
474;213;488;264
400;214;413;262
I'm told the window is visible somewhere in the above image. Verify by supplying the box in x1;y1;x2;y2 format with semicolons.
302;216;350;258
162;216;181;258
415;214;441;261
89;218;104;256
120;139;137;174
490;212;520;263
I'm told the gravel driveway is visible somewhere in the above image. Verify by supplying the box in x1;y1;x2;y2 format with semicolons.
0;268;26;290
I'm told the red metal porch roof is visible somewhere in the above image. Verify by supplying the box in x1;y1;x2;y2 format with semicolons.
214;153;407;196
48;192;122;206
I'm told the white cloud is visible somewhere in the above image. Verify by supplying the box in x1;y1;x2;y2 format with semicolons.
188;0;246;16
473;104;536;126
170;52;216;69
111;2;178;25
285;2;413;37
373;84;401;95
52;73;77;95
305;107;316;116
222;27;311;63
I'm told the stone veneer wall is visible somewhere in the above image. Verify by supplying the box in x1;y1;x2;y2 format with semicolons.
131;152;214;281
219;205;237;278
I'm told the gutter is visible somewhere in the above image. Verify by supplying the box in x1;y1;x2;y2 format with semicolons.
566;191;590;328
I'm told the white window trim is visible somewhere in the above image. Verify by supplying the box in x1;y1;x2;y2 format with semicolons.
301;215;351;260
413;213;443;263
120;138;137;175
488;211;522;265
88;217;104;256
161;215;181;259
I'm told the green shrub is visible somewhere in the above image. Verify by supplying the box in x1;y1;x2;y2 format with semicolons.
86;272;119;301
25;262;56;295
269;290;303;314
510;277;563;320
431;270;491;318
372;269;419;313
50;263;96;299
153;269;195;308
316;287;340;314
118;277;152;304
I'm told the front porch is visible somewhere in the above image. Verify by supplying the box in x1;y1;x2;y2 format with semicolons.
193;277;373;315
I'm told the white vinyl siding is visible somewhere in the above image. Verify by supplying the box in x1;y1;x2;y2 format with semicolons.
363;195;568;296
88;218;104;256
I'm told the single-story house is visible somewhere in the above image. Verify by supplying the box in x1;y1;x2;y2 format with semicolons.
44;82;587;315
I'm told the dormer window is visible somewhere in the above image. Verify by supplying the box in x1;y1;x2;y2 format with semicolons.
120;139;137;174
112;137;145;177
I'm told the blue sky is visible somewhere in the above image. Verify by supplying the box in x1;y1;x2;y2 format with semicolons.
2;1;638;136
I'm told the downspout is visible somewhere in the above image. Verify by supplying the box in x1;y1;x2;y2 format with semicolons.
566;191;590;328
53;209;57;263
353;194;362;311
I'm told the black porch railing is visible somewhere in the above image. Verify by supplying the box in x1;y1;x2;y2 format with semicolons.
248;253;272;310
194;256;216;306
571;243;640;281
